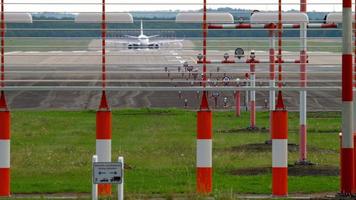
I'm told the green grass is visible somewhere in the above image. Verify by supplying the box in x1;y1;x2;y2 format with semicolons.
192;39;342;52
8;109;341;197
6;38;91;52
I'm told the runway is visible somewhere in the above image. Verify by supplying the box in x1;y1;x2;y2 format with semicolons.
2;40;341;111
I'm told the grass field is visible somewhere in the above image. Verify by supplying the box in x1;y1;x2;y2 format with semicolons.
192;39;342;52
4;38;341;53
7;109;341;199
6;38;91;52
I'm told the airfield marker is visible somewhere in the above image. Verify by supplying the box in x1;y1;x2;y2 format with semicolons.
96;0;112;196
0;92;10;197
196;0;212;194
272;0;288;196
272;92;288;197
96;92;112;196
340;0;355;195
0;0;10;196
246;54;260;129
297;0;310;165
269;30;276;112
197;92;212;194
354;0;356;193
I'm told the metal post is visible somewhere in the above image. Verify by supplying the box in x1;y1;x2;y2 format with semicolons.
197;94;212;193
269;30;276;111
272;0;288;196
92;155;98;200
96;0;112;196
245;74;249;111
340;0;354;195
96;93;112;196
196;0;212;194
0;0;10;196
250;62;256;129
272;93;288;197
296;0;310;165
118;156;124;200
235;91;241;117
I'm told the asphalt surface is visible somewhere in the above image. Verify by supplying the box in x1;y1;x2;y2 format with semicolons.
2;40;341;111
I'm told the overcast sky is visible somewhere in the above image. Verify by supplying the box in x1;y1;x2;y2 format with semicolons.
3;0;346;13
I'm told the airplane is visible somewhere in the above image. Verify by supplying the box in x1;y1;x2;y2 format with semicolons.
107;20;183;50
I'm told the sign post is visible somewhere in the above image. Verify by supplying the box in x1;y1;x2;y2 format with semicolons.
92;155;124;200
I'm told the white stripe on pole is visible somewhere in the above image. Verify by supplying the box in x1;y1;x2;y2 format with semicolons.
300;92;307;124
96;140;111;162
342;102;354;148
197;139;212;167
92;155;98;200
272;139;288;167
0;140;10;168
343;10;353;54
251;75;256;101
118;156;124;200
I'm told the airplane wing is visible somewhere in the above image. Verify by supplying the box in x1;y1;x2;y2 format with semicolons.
123;35;139;39
151;39;184;45
106;38;137;44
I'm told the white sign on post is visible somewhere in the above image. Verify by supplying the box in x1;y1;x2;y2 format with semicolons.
93;162;123;184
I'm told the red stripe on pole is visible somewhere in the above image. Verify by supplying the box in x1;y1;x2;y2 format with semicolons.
300;125;307;160
272;167;288;196
197;167;212;193
320;24;337;28
250;101;256;128
208;25;223;29
0;0;4;89
353;134;356;192
300;0;307;12
197;111;212;139
236;24;252;29
341;148;355;193
0;168;9;196
235;91;241;117
343;54;353;101
269;41;275;81
343;0;352;8
0;111;10;140
96;111;112;140
271;111;288;139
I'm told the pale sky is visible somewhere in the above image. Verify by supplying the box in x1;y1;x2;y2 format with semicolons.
3;0;346;13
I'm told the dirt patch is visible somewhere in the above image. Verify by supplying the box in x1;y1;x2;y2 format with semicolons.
218;127;269;134
230;143;337;154
231;165;339;176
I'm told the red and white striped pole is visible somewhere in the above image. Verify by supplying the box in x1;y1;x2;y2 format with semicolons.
298;0;309;164
340;0;354;195
0;0;10;196
269;30;276;112
197;94;212;193
268;29;275;144
0;92;10;197
196;0;212;194
272;1;288;196
96;0;112;196
272;92;288;197
247;59;257;129
354;0;356;192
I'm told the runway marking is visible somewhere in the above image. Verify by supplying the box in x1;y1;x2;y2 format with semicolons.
25;51;40;54
72;51;88;53
49;51;63;53
5;51;21;55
